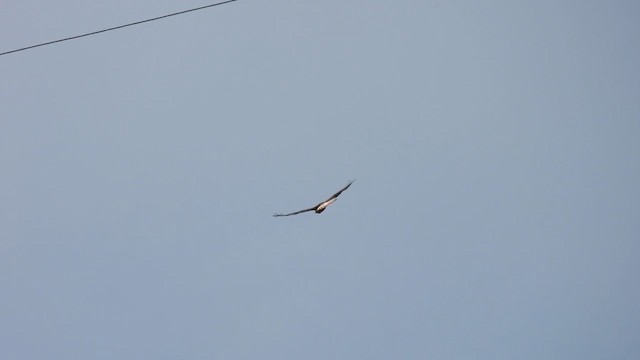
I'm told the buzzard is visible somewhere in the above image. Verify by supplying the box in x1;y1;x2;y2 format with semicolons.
273;180;355;217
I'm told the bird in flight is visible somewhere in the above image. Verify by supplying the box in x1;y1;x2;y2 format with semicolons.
273;180;355;217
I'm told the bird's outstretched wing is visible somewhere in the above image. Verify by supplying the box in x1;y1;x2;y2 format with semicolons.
326;179;355;201
273;206;316;217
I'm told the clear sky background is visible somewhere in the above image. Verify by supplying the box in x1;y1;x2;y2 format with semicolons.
2;1;639;359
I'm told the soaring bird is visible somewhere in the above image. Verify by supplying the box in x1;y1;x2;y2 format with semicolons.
273;180;355;217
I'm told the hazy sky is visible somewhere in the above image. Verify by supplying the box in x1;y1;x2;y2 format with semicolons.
2;1;639;359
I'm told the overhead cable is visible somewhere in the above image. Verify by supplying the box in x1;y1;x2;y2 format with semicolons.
1;0;238;56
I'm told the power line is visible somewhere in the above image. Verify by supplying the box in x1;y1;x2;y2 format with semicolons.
1;0;238;57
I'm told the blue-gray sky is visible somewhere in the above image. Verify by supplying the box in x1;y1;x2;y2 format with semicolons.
2;1;639;359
